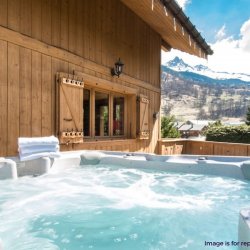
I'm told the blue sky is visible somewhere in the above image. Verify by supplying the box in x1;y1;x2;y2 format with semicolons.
184;0;250;43
162;0;250;74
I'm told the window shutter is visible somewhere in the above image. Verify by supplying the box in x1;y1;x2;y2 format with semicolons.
137;94;149;139
56;73;84;144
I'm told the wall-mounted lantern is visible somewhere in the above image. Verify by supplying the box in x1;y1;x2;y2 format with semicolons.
153;112;159;119
111;58;124;77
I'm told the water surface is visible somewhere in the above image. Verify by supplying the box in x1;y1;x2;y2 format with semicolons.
0;165;249;250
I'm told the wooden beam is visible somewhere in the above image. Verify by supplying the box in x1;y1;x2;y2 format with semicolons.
74;71;138;95
121;0;209;58
161;39;171;52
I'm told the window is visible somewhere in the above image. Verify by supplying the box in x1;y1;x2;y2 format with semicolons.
95;91;109;136
57;72;138;144
113;95;124;136
82;89;126;138
83;89;90;136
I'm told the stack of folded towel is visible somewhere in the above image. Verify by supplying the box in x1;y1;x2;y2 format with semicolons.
18;136;61;161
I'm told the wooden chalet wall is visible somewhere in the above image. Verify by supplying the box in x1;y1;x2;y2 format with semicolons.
0;0;161;156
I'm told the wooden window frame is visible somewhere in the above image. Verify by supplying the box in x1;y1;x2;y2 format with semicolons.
111;93;127;138
84;85;128;140
57;72;138;144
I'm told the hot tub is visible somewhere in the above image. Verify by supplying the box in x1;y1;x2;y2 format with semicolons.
0;150;249;250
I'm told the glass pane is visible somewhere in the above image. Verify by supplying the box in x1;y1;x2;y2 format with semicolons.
113;95;124;136
95;92;109;136
83;89;90;136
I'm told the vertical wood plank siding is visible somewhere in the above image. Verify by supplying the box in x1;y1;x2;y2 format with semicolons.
19;47;32;137
0;0;161;156
31;51;42;136
41;55;52;136
7;43;20;155
0;40;8;156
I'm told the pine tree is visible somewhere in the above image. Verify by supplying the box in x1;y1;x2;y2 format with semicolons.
246;107;250;126
161;116;180;138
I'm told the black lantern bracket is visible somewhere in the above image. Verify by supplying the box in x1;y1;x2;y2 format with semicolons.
111;58;124;78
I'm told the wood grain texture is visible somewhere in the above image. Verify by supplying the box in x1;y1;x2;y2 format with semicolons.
0;0;163;156
31;0;42;40
60;0;69;51
0;0;8;27
41;0;52;44
20;0;31;36
51;0;61;47
31;51;42;136
160;139;250;157
0;40;8;156
41;54;52;136
8;0;20;31
0;25;161;93
121;0;209;59
7;0;161;86
7;43;19;155
52;58;69;135
58;78;83;135
68;0;77;54
19;47;32;137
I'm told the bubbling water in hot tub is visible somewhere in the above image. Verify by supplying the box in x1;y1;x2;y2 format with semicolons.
0;156;250;250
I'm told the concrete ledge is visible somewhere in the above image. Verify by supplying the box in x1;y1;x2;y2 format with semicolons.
0;158;17;180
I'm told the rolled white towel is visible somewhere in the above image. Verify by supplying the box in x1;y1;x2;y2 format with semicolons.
19;145;59;155
20;148;59;158
19;152;61;161
18;136;59;147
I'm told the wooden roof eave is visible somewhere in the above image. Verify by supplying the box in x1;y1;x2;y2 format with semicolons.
121;0;213;59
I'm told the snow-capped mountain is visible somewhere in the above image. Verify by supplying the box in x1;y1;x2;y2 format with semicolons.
161;56;250;121
165;57;193;71
165;57;250;82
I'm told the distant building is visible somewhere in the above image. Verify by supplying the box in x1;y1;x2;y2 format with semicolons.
178;121;208;138
173;122;185;129
186;120;215;126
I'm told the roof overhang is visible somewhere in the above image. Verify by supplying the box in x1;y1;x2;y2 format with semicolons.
121;0;213;59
